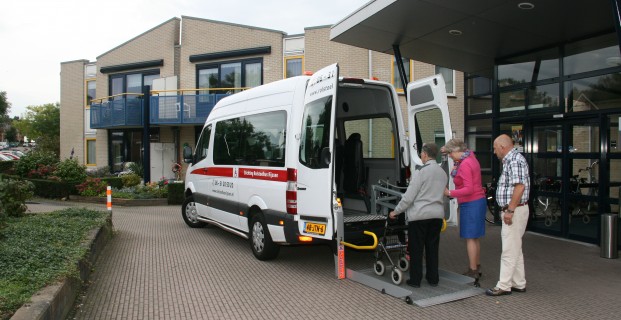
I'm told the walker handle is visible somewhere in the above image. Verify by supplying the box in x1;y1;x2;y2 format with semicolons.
340;231;378;250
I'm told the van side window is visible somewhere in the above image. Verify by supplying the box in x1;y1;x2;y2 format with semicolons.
242;111;287;167
300;96;332;169
214;118;243;165
344;118;395;159
195;125;212;163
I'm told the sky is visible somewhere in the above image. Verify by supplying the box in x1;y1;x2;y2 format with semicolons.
0;0;368;118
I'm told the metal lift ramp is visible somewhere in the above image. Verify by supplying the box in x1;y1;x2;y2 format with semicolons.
334;183;484;307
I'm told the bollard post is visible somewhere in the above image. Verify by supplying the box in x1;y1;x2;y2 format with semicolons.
601;213;618;259
107;186;112;214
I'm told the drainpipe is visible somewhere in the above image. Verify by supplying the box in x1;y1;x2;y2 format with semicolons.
142;85;151;183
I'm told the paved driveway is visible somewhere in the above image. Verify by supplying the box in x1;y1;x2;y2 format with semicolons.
28;201;621;319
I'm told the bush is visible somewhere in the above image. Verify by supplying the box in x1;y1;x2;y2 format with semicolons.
27;164;57;180
14;150;58;177
101;177;123;189
0;161;15;174
128;162;144;178
121;173;141;187
0;178;35;224
76;177;107;197
54;158;87;185
167;182;185;205
28;179;72;198
86;166;113;178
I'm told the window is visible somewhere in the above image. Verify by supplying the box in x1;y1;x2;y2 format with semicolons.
285;56;303;78
85;80;96;106
195;125;212;163
197;59;263;94
86;139;96;166
344;118;394;158
109;70;160;98
212;111;287;167
435;66;455;95
392;57;411;92
300;96;332;168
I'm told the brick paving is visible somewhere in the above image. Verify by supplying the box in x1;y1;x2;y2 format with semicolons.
27;200;621;320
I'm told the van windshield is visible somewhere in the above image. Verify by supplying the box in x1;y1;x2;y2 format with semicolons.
299;96;332;169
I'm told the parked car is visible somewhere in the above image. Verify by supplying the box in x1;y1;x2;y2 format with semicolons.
0;152;19;160
0;154;13;161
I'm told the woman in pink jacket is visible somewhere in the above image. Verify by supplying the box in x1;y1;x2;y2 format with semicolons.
442;139;486;280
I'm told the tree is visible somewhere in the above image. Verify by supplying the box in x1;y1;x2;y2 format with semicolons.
5;126;17;142
14;103;60;155
0;91;10;126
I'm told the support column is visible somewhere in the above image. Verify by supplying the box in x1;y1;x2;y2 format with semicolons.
142;85;151;183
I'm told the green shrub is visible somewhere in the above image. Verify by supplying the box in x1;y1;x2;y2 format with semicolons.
0;178;35;224
14;150;58;177
128;162;144;178
28;179;72;198
86;166;113;178
76;177;107;197
101;177;123;189
167;182;185;205
0;160;15;174
54;158;87;185
121;173;141;187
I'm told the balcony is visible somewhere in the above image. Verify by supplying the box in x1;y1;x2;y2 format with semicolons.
90;94;143;129
150;89;240;125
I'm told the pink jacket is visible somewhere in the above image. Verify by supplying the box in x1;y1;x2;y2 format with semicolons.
450;153;485;203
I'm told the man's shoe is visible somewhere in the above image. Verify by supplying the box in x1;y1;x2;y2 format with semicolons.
406;280;420;288
511;287;526;293
428;282;438;287
485;287;511;296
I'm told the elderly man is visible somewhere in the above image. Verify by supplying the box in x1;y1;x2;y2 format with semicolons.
389;143;447;288
486;134;531;296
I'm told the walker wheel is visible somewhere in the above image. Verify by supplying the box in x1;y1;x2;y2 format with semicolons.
405;296;413;305
373;260;385;276
398;256;409;272
391;268;403;285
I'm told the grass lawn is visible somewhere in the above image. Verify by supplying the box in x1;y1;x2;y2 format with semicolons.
0;208;110;320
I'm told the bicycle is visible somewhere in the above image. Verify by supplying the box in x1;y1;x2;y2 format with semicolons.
484;181;500;224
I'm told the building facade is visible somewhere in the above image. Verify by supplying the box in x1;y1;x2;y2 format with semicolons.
60;16;464;183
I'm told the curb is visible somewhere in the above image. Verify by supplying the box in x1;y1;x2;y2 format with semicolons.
10;213;114;320
69;195;169;206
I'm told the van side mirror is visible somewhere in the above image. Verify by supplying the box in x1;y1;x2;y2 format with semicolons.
183;146;193;163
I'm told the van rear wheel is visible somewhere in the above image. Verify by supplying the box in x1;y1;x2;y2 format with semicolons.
250;213;280;260
182;195;206;228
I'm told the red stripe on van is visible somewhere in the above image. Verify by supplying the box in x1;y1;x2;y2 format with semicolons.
238;168;287;182
190;167;234;177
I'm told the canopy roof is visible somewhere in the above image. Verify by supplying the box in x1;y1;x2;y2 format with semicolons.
330;0;615;76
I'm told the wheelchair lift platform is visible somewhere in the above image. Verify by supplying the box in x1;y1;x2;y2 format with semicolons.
346;266;484;307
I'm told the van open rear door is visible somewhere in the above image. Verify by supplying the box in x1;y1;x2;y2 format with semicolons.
296;63;339;240
406;74;458;226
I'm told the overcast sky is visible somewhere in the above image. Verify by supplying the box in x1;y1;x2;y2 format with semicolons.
0;0;368;118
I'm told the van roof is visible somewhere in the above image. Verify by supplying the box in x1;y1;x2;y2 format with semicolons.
214;76;310;111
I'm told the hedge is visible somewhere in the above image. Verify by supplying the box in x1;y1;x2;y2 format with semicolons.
167;182;185;205
101;177;123;189
0;160;15;174
28;179;73;198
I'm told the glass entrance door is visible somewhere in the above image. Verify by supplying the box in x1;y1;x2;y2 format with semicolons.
529;117;603;242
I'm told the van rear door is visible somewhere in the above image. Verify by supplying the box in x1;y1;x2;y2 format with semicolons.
406;74;458;225
296;63;339;240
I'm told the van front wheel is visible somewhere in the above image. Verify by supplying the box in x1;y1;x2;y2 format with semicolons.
182;196;206;228
250;214;280;260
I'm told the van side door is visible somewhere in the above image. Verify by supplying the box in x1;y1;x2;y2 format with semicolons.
406;74;458;226
296;63;339;240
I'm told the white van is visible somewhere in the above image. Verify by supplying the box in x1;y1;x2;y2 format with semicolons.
182;64;455;260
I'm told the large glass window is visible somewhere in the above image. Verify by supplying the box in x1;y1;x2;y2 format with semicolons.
109;71;159;97
86;139;96;166
565;73;621;112
285;56;303;78
435;66;455;95
86;80;96;106
344;118;394;159
197;59;263;93
498;48;559;87
564;33;621;76
467;76;492;115
300;96;332;168
392;57;411;92
529;83;560;111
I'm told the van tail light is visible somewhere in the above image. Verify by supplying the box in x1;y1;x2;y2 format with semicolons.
286;168;297;214
405;166;411;180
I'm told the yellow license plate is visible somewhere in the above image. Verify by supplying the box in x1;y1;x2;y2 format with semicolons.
305;222;326;236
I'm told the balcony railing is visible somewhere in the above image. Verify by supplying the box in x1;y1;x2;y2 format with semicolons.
150;88;245;125
90;94;144;129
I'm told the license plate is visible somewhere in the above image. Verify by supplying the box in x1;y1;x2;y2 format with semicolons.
304;222;326;236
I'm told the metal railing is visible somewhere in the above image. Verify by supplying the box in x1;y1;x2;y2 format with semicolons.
90;94;144;128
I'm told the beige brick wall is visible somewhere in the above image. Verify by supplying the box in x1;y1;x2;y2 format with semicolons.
304;27;369;79
60;60;88;162
179;17;285;90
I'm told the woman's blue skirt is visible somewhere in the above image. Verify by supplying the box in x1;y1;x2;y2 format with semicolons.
459;197;486;239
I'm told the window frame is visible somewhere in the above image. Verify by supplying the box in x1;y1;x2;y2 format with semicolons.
391;57;412;94
435;66;456;96
196;58;263;93
284;55;304;78
85;138;96;166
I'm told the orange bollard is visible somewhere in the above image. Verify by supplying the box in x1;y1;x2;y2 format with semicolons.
107;186;112;211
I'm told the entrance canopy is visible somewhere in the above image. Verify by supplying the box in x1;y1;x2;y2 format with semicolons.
330;0;615;76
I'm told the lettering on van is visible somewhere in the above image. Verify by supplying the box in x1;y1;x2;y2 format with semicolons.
309;83;334;97
239;168;287;182
213;180;234;188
